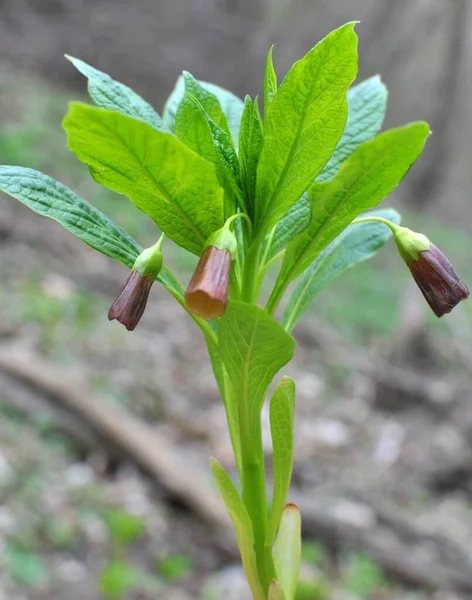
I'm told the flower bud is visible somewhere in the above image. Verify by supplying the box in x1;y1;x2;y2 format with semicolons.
393;226;469;317
108;238;164;331
185;227;237;320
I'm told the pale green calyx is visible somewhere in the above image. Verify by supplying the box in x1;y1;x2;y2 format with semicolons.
204;226;238;259
133;234;165;277
392;225;431;262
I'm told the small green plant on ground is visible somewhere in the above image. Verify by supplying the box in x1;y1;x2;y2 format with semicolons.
295;543;390;599
98;508;162;599
0;22;468;600
158;553;194;581
5;540;49;591
342;552;389;597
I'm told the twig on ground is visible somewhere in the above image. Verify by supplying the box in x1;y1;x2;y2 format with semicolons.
0;343;235;550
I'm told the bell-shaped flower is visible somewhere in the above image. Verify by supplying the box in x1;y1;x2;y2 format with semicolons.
185;226;237;320
108;236;164;330
393;226;469;317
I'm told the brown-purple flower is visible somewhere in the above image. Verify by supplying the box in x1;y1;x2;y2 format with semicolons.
185;225;237;321
393;226;469;317
108;236;164;331
108;270;155;331
406;243;469;317
185;246;231;320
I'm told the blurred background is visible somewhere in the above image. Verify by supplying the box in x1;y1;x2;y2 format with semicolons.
0;1;472;599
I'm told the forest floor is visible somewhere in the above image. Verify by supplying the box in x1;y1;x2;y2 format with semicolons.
1;67;472;600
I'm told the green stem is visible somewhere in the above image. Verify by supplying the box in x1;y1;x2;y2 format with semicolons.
258;226;276;269
239;223;278;593
266;216;400;316
240;409;274;592
256;250;285;293
351;215;399;233
225;212;253;237
266;276;289;316
242;232;265;303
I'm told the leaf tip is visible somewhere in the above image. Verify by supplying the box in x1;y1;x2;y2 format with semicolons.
209;456;221;470
341;20;361;43
414;121;433;139
182;70;195;84
65;55;86;72
370;73;387;92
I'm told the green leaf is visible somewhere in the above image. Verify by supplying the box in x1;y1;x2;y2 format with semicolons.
281;208;401;332
66;55;165;131
157;266;186;302
269;579;286;600
239;96;264;220
264;45;277;113
343;553;388;595
0;168;197;317
210;458;266;600
175;72;232;143
0;166;140;268
5;543;49;590
163;74;244;145
260;194;311;267
174;95;214;165
98;561;137;600
63;103;224;255
317;75;388;182
276;121;430;289
267;377;295;547
185;92;245;216
0;168;197;313
255;23;358;232
209;86;245;148
206;337;242;475
158;554;194;581
273;504;302;600
218;302;296;421
104;509;145;546
173;77;244;217
301;541;326;567
234;207;247;264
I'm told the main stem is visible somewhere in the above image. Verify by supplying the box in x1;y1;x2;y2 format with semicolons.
266;277;289;316
239;227;275;592
240;414;272;591
241;233;263;303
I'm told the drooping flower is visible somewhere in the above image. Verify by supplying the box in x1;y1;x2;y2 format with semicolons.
108;236;164;330
108;270;155;331
185;226;237;320
393;226;469;317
